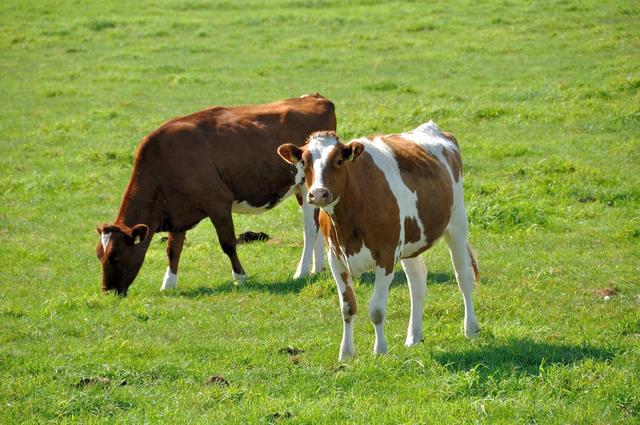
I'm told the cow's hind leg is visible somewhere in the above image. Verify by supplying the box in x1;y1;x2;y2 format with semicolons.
160;231;186;291
444;218;479;338
210;209;246;283
369;267;394;355
400;257;427;346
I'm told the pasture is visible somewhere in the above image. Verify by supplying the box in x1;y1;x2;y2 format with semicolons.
1;0;639;423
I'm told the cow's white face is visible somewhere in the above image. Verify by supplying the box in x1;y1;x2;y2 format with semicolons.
277;131;364;213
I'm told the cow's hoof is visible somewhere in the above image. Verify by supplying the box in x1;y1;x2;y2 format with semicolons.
293;268;309;279
232;272;247;285
160;267;177;291
465;324;480;338
338;349;355;362
405;335;424;347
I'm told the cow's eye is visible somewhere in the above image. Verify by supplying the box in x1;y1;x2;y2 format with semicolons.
336;158;343;166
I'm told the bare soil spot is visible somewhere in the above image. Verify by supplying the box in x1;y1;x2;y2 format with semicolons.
204;375;229;387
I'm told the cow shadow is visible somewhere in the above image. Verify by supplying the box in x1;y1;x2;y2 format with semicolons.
175;269;458;298
175;272;327;298
431;337;614;378
359;270;456;286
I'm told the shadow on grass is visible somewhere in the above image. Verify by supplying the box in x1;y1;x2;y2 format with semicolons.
359;270;455;286
176;269;457;298
433;337;615;377
176;272;327;297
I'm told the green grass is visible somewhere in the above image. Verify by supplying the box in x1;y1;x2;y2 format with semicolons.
1;0;639;423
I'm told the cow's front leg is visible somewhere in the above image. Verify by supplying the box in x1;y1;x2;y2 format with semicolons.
160;231;185;291
369;267;394;355
328;249;356;361
210;208;246;283
294;188;319;278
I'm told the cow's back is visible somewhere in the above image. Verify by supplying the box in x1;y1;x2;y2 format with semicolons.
137;94;335;212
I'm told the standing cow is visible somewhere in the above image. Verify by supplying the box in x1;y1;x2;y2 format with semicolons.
97;94;336;295
277;122;479;360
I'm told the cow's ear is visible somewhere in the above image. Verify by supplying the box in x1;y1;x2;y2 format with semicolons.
277;144;303;164
130;224;149;245
343;142;365;162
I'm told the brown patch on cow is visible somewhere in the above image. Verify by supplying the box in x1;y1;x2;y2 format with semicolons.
316;149;400;274
442;147;462;182
404;217;421;244
295;192;303;206
342;284;358;320
441;131;460;147
468;244;480;283
381;135;454;251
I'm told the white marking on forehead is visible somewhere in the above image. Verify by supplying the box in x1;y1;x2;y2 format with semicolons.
101;232;112;250
307;134;339;188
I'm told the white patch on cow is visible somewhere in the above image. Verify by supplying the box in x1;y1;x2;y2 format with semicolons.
160;267;178;291
359;136;428;260
306;133;339;194
294;186;317;279
328;248;356;360
369;266;394;355
345;244;375;278
311;228;325;273
231;200;270;214
402;121;459;183
293;162;304;185
101;232;112;250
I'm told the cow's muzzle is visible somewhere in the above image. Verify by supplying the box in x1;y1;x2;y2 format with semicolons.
307;187;333;206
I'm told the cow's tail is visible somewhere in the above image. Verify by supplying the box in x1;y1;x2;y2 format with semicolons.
467;243;480;284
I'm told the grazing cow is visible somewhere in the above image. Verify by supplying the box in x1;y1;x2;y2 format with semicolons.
277;122;479;360
96;94;336;295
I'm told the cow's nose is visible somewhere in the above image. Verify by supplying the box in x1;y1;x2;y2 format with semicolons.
308;188;331;205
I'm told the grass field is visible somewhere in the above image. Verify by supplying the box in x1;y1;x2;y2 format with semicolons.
1;0;639;423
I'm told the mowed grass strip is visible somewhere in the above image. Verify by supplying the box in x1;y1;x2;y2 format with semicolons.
0;0;639;423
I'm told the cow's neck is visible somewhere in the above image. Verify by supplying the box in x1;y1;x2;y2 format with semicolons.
325;167;364;242
115;168;161;231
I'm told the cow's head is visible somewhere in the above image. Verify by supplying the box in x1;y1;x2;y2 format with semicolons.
96;223;150;296
278;131;364;211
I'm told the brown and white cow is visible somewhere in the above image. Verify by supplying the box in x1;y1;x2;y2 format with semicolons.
96;94;336;295
278;121;479;360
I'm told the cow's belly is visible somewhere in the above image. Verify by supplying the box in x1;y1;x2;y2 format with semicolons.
231;201;270;214
231;182;299;215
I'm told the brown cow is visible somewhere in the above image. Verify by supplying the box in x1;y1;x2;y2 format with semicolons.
278;121;479;360
97;94;336;295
